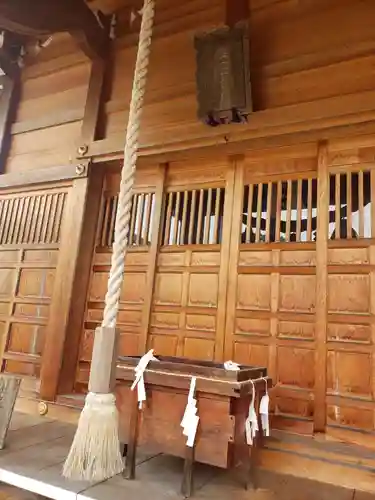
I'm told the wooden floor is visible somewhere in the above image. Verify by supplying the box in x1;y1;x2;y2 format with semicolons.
0;412;375;500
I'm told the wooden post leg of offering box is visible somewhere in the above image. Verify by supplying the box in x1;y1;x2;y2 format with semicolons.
238;388;263;491
123;389;141;480
181;445;195;498
115;356;272;497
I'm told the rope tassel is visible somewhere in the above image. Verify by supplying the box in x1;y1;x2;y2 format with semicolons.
63;0;156;482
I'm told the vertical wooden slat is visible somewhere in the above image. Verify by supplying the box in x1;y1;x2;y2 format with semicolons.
0;198;10;244
158;194;167;246
164;192;173;245
180;191;188;245
129;194;138;246
213;188;221;245
347;172;353;240
359;170;364;238
41;194;53;244
18;196;30;244
52;193;64;244
255;184;262;243
275;181;282;242
204;188;212;244
188;190;197;245
108;196;118;247
24;196;35;244
196;189;204;245
13;196;25;244
172;191;181;245
143;193;153;245
245;184;254;244
135;194;145;246
34;195;46;244
100;198;110;247
265;182;272;243
5;197;18;244
335;173;341;240
286;180;292;242
44;194;56;244
296;180;302;242
307;178;313;241
315;141;329;433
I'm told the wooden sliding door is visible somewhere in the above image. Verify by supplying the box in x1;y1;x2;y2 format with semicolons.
147;158;234;361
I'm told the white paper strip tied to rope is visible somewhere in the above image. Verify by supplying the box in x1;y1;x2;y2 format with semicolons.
131;349;157;409
181;377;199;448
245;381;258;446
224;361;240;371
259;377;270;437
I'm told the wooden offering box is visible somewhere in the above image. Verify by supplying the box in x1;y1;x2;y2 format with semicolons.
116;356;272;497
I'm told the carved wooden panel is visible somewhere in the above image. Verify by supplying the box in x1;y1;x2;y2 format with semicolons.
0;185;68;385
0;190;66;245
149;249;220;360
226;161;318;433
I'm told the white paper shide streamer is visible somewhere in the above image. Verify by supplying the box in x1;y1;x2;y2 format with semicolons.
224;360;240;371
245;382;258;446
131;349;157;408
181;377;199;447
259;378;270;437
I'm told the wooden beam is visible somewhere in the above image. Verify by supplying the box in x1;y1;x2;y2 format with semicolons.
139;163;166;353
57;167;105;395
78;91;375;165
0;75;19;173
80;58;107;145
0;163;87;189
51;51;108;397
225;0;249;27
314;140;329;432
0;0;109;60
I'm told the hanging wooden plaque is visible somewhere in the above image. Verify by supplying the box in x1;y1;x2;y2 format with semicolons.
194;24;252;126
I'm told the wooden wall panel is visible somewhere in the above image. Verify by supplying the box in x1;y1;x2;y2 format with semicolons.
225;150;318;434
75;167;164;389
0;184;69;397
6;33;90;173
5;1;375;172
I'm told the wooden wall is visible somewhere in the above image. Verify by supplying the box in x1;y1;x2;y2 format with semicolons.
2;0;375;445
70;133;375;444
6;0;375;173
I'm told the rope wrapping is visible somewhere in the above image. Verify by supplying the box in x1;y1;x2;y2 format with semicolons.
102;0;155;328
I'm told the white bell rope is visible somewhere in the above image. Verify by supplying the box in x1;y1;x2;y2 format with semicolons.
63;0;156;481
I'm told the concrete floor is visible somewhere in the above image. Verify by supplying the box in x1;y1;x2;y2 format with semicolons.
0;412;373;500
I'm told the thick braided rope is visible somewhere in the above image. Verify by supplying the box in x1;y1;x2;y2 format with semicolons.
102;0;155;327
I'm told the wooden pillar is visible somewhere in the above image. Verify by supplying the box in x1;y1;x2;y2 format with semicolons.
314;141;329;432
0;74;20;174
139;163;166;353
57;167;105;395
40;54;108;401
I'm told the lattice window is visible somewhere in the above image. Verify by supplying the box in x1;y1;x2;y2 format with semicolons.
160;188;225;246
329;170;372;240
0;191;66;246
242;178;318;243
98;192;156;248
